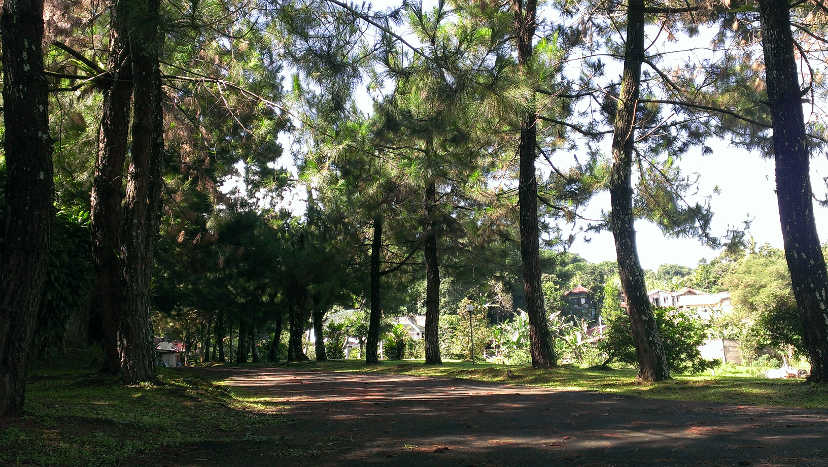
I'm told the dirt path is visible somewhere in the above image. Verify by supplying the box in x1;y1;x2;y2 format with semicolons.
161;367;827;466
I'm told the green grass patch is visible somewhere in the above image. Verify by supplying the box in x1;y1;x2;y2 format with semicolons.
263;359;828;409
0;367;285;466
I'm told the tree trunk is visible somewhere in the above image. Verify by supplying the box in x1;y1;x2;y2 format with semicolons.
608;0;670;382
287;292;309;361
269;311;283;362
91;0;132;375
215;311;225;362
759;0;828;383
89;0;163;383
313;308;327;361
250;325;259;363
229;326;235;363
513;0;556;368
0;0;53;417
236;320;247;364
424;178;442;364
116;0;163;384
203;322;212;363
366;215;383;364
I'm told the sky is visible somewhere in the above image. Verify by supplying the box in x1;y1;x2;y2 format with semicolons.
568;141;828;269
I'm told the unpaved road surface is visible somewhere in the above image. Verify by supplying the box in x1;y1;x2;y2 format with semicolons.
158;367;828;466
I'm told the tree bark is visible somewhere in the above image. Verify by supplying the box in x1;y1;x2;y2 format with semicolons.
236;319;247;364
512;0;556;368
759;0;828;383
202;322;212;363
215;311;226;362
608;0;670;382
269;311;283;362
313;308;327;361
366;215;383;364
249;325;258;362
0;0;53;417
118;0;163;383
91;0;132;375
287;292;309;361
424;178;442;364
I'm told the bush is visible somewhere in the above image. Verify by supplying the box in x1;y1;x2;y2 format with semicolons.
324;321;347;360
599;306;717;374
383;324;409;360
491;312;531;365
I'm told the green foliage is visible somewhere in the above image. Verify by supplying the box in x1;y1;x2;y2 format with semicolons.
646;263;694;291
34;209;95;358
491;312;531;365
600;306;716;375
722;245;804;359
324;321;347;360
453;298;491;362
382;324;410;360
691;256;735;292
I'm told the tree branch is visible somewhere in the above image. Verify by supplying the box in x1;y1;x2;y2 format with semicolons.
51;41;106;74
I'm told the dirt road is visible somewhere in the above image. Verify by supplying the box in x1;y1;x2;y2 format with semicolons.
159;367;828;466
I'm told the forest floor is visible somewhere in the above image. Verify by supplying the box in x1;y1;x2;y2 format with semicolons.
3;363;827;466
149;365;828;466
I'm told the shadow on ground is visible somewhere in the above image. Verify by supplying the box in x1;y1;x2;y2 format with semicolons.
146;367;828;466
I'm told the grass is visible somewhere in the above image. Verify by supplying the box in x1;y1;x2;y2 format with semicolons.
3;358;825;465
264;359;828;409
0;364;285;466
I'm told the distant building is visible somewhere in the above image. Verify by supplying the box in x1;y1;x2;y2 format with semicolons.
155;339;185;367
394;315;425;340
646;287;732;319
563;285;599;323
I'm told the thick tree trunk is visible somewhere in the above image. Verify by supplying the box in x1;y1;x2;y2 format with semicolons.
366;215;383;364
287;293;309;361
424;179;442;364
0;0;53;417
91;0;132;375
236;320;247;364
269;312;283;362
215;311;225;362
250;326;259;363
513;0;556;368
759;0;828;383
117;0;163;384
313;308;327;361
608;0;670;382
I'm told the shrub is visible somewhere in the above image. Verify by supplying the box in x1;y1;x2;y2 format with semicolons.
491;312;531;365
324;321;347;360
383;324;409;360
599;306;717;374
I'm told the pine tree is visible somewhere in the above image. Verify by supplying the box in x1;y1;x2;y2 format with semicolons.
758;0;828;383
0;0;54;416
608;0;670;381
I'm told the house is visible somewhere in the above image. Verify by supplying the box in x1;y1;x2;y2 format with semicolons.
647;287;703;308
155;340;185;367
393;315;425;340
563;285;599;323
675;291;732;319
646;288;732;319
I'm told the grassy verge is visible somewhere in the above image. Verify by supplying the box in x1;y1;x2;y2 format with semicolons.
263;359;828;409
0;366;283;466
